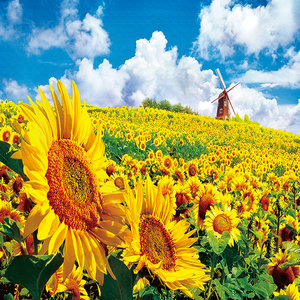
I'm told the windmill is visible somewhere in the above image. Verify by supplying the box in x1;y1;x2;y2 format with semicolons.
211;68;240;120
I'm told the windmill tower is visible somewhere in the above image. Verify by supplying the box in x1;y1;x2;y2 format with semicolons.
211;69;240;120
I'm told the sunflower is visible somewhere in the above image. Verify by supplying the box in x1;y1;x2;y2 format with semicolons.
46;265;90;300
12;81;126;283
273;282;300;300
203;204;241;247
266;249;300;290
162;155;173;170
123;177;210;298
1;125;12;143
0;200;25;228
192;183;224;229
278;215;300;247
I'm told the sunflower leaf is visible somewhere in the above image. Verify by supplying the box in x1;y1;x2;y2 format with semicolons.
3;253;63;300
100;255;134;300
0;217;23;244
0;141;28;181
207;231;231;255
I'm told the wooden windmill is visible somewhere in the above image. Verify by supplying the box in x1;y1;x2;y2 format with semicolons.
211;68;240;120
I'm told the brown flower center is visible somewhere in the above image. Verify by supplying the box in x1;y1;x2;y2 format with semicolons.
46;139;102;231
139;215;176;271
213;214;232;234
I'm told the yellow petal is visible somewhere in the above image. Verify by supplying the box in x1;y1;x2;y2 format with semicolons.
73;229;85;272
23;203;50;238
48;221;67;254
80;231;96;279
37;209;59;240
63;228;76;281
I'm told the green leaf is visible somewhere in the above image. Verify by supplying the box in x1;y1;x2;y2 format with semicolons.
3;294;14;300
266;191;277;198
282;241;300;253
0;141;28;181
0;217;23;244
273;296;292;300
207;231;231;255
279;253;300;269
253;279;277;298
286;209;297;219
213;279;228;299
4;253;63;300
187;287;204;300
100;255;134;300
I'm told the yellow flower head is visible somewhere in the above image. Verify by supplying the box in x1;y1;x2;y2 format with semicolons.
123;177;210;298
13;81;127;284
266;249;300;290
204;204;241;247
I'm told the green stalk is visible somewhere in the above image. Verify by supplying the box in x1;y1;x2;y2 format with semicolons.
206;252;217;300
276;202;281;254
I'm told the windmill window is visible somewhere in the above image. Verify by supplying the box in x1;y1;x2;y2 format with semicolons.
219;108;223;114
224;100;227;107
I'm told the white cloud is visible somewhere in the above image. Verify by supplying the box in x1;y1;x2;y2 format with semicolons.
7;0;22;24
0;0;22;40
36;31;300;135
3;78;28;100
224;84;300;134
26;0;110;60
193;0;300;60
240;48;300;89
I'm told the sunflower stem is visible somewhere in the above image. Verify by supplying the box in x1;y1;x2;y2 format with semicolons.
275;201;281;254
206;252;217;300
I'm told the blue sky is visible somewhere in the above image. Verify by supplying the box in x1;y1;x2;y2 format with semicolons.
0;0;300;134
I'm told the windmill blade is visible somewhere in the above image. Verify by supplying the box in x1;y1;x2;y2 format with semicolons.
226;82;240;94
216;68;227;91
227;95;236;116
211;91;225;103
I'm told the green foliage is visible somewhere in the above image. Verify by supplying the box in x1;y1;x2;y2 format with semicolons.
230;113;260;126
141;98;198;115
100;255;135;300
0;141;28;181
4;253;63;300
0;218;23;244
207;231;231;255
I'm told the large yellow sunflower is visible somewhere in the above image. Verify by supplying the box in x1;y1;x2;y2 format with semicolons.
123;177;210;298
12;81;126;283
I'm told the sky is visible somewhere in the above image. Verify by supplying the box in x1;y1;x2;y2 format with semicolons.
0;0;300;134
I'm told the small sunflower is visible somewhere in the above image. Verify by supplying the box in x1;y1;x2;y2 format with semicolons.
123;177;210;298
266;249;300;290
12;81;127;283
203;204;241;247
46;265;89;300
192;183;223;229
1;126;12;143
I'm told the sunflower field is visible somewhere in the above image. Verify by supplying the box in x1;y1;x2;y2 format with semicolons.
0;81;300;300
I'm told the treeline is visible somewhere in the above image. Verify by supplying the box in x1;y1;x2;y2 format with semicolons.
142;98;198;115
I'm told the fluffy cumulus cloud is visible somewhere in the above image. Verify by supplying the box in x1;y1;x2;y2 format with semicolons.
36;31;300;134
0;0;22;40
26;0;110;60
3;78;28;100
38;31;219;113
193;0;300;60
